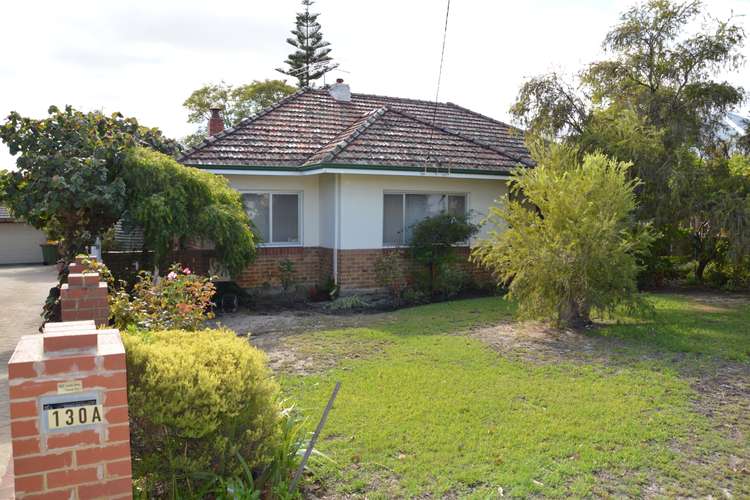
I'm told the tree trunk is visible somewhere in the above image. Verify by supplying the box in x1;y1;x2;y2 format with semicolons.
695;258;709;282
559;298;592;328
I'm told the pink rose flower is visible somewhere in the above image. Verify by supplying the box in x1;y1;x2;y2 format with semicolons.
183;267;192;275
167;271;177;280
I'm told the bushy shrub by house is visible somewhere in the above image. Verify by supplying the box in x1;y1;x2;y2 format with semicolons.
374;251;407;303
110;264;215;331
409;213;479;297
124;328;283;497
472;144;654;326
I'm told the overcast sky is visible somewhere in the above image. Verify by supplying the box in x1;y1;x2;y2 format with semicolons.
1;0;748;169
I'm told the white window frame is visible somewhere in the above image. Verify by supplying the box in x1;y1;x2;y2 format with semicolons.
382;190;470;247
240;190;304;247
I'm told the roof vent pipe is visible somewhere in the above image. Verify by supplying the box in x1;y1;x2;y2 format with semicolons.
329;78;351;102
208;107;225;136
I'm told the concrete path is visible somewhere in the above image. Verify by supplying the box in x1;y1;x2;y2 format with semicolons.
0;265;57;488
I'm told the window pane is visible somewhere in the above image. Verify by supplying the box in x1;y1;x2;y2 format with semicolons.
404;194;444;242
272;194;299;243
243;193;269;243
447;195;466;216
383;194;404;245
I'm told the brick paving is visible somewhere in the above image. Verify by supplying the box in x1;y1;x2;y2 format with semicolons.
0;265;57;495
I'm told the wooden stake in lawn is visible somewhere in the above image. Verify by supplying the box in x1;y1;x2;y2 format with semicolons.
290;381;341;492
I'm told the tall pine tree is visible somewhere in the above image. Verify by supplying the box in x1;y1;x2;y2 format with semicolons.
276;0;335;88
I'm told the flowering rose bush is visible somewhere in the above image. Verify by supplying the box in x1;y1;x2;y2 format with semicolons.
111;264;216;331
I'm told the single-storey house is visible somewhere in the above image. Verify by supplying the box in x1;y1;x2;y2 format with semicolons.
179;80;532;289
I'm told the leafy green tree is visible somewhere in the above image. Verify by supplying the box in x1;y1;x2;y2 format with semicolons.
511;1;747;286
512;1;745;220
510;73;589;139
0;105;180;260
580;106;672;223
472;144;654;326
739;125;750;155
182;79;296;148
121;148;255;276
584;0;745;151
0;106;256;277
515;2;744;145
276;0;336;88
671;153;750;281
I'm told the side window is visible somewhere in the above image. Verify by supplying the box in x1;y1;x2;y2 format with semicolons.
243;192;300;245
383;193;467;245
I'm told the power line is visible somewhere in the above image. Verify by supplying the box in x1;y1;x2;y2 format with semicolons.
425;0;451;174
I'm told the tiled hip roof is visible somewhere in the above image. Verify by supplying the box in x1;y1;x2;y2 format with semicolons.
179;88;533;174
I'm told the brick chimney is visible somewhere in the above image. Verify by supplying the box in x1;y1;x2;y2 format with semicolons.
208;107;224;136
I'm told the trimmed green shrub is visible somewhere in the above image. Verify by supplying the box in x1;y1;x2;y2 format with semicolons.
124;328;281;497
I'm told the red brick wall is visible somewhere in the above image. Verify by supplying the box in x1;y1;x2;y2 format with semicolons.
337;247;494;289
235;247;333;288
9;257;132;500
9;324;132;499
336;249;388;289
60;260;109;327
106;247;493;291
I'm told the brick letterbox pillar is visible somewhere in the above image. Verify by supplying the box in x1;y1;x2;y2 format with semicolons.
61;257;109;327
7;320;133;499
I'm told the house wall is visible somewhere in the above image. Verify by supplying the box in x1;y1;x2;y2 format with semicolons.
318;174;336;248
224;174;321;247
235;247;332;289
337;174;508;249
334;174;506;288
220;172;507;290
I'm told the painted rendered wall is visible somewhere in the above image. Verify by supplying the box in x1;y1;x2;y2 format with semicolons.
318;174;336;248
224;174;321;247
0;223;47;264
221;172;508;251
338;174;508;250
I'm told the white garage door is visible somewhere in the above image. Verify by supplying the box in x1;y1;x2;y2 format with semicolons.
0;223;47;265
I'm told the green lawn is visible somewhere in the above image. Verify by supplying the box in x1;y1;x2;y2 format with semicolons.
279;294;750;498
599;293;750;361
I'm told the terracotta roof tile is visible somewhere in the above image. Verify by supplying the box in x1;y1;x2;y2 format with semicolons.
180;88;532;174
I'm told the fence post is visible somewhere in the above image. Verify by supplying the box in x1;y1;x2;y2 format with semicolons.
7;258;132;498
60;256;109;327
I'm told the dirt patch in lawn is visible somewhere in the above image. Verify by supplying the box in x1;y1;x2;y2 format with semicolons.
210;310;390;351
210;310;393;374
263;329;393;375
468;320;624;365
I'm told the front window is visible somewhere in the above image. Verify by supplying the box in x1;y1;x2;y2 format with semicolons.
242;192;301;245
383;192;467;246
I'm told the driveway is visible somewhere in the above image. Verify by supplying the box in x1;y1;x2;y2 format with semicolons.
0;265;57;488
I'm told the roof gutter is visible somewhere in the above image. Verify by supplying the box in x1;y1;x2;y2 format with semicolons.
192;164;514;180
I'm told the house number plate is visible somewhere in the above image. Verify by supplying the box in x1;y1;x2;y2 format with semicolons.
44;399;103;430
